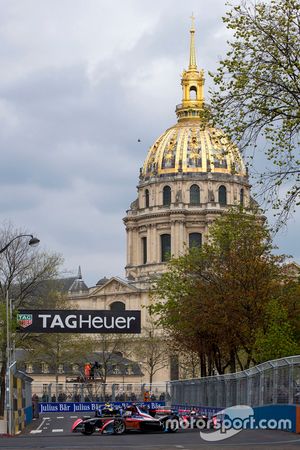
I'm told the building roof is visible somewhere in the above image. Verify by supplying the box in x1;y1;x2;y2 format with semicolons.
68;266;89;294
140;20;246;181
16;350;143;376
96;276;109;286
142;125;246;180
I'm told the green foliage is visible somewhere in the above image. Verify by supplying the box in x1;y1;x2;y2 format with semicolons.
151;207;289;374
210;0;300;224
255;298;299;362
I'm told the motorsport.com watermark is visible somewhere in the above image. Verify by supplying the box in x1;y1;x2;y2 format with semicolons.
166;405;292;442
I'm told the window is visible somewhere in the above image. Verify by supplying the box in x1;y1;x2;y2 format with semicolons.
72;364;79;374
25;363;33;374
189;86;197;100
240;188;244;206
41;363;49;373
163;186;171;206
190;184;200;205
145;189;149;208
161;234;171;262
218;185;227;206
110;301;125;312
189;233;202;248
142;237;147;264
58;364;64;374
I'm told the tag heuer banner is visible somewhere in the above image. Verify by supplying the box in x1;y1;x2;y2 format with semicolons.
17;310;141;333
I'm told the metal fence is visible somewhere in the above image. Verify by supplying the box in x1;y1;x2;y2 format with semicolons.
171;356;300;408
31;382;171;404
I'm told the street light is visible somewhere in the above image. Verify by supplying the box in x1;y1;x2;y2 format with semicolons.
0;234;40;435
0;234;40;254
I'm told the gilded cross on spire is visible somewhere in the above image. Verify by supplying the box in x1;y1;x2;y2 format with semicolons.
189;13;197;70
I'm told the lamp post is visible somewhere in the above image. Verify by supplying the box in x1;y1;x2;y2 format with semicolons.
0;234;40;435
0;234;40;255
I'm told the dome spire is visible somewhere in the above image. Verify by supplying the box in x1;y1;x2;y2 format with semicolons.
175;16;205;121
189;13;197;70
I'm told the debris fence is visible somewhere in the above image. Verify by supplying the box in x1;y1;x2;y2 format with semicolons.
170;356;300;408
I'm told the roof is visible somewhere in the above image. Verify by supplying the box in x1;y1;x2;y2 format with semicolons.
140;22;246;181
68;278;89;293
141;124;246;180
68;266;89;293
16;350;143;376
96;276;109;286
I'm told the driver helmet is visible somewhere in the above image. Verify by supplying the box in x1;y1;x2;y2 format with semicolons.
104;402;113;410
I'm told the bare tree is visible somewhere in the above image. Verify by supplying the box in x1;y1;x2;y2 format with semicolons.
91;334;132;384
0;224;62;417
24;292;95;386
134;320;169;390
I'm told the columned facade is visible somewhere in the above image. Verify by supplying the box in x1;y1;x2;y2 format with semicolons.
124;20;250;283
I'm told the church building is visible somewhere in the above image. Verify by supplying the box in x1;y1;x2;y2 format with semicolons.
67;19;250;383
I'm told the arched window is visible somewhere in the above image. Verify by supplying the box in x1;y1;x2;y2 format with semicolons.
189;86;197;100
189;233;202;248
190;184;200;205
240;188;244;206
218;185;227;206
142;237;147;264
110;301;125;312
163;186;171;206
145;189;149;208
161;234;171;262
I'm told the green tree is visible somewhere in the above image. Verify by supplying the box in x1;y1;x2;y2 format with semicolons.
282;279;300;342
255;298;299;362
0;224;62;418
151;208;285;375
210;0;300;223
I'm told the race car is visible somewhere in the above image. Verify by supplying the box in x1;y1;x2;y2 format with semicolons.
178;408;209;428
71;404;180;435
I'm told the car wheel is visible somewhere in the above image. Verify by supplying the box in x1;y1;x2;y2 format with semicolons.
81;422;95;435
113;419;126;435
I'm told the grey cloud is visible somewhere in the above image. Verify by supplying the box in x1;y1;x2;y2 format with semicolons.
0;0;298;287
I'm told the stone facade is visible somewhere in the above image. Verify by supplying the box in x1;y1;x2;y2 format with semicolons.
22;22;251;386
125;172;250;282
67;22;250;384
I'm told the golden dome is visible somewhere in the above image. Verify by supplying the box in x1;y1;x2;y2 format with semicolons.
142;122;246;179
141;17;246;180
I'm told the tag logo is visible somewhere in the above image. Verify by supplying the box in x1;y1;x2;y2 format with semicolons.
17;313;33;328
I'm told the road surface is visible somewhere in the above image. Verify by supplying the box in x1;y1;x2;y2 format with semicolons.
0;412;300;449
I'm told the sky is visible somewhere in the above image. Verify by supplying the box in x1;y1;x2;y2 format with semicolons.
0;0;299;287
